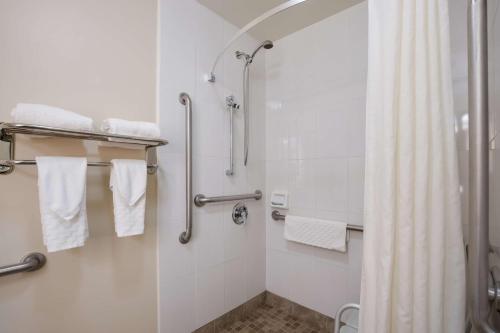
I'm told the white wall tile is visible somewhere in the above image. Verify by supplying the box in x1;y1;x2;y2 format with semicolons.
224;258;247;311
267;249;291;298
313;158;349;213
159;273;196;333
195;265;225;327
348;157;365;215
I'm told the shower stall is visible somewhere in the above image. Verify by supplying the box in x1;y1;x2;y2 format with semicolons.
157;0;500;332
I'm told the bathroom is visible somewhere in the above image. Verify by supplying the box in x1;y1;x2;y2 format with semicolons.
0;0;498;332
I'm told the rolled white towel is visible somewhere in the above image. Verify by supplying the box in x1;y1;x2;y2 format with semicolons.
101;118;160;139
12;103;93;131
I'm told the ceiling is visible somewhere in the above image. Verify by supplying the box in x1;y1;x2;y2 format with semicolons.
197;0;364;41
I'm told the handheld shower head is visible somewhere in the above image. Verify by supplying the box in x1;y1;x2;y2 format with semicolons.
250;40;274;59
236;40;274;64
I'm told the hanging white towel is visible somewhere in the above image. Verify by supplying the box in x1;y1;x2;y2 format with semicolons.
101;118;160;139
109;159;147;237
359;0;466;332
36;157;88;252
12;103;93;131
284;215;347;252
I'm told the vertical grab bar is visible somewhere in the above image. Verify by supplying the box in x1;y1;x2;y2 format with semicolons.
468;1;496;332
179;92;193;244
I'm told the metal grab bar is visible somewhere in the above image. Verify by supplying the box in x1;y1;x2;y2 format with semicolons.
179;92;193;244
0;253;46;277
271;210;364;232
468;0;497;332
194;190;262;207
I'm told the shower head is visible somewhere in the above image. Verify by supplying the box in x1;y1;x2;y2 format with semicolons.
236;40;274;64
250;40;274;59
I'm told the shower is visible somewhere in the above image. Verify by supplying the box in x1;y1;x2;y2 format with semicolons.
236;40;274;166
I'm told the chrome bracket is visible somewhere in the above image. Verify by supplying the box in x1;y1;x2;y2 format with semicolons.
146;147;158;174
0;131;14;175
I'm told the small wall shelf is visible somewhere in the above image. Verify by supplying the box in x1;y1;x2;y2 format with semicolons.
0;122;168;175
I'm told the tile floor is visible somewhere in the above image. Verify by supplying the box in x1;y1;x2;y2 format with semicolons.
219;303;322;333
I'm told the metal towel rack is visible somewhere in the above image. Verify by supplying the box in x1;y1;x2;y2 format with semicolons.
0;122;168;175
271;210;364;232
179;92;193;244
0;252;46;277
194;190;262;207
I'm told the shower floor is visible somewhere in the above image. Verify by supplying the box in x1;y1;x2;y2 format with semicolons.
219;302;324;333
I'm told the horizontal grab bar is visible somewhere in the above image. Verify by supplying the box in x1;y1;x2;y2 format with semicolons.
194;190;262;207
0;252;46;277
271;210;364;232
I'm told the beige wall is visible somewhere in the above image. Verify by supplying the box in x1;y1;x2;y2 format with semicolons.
0;1;158;333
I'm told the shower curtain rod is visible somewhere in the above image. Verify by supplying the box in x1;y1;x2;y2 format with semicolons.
207;0;309;83
468;0;497;332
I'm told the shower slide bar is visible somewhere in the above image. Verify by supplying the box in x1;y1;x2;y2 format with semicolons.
271;210;364;232
194;190;262;207
179;93;193;244
0;252;46;277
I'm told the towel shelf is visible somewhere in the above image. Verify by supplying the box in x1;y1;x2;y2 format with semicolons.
0;122;168;175
271;210;364;232
0;123;168;147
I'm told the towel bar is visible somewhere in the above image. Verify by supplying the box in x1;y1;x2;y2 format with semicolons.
0;252;46;277
0;159;158;174
271;210;364;232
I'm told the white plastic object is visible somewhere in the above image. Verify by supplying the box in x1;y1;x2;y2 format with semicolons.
270;191;288;209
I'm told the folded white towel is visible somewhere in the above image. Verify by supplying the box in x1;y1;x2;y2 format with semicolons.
101;118;160;139
109;159;147;237
284;215;347;252
12;103;93;131
36;157;89;252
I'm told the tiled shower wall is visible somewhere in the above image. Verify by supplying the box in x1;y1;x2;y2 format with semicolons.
157;0;266;332
264;2;368;318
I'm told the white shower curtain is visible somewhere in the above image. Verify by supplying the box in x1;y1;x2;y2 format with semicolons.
359;0;466;332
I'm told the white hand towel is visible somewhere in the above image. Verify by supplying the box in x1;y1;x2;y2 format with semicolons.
284;215;347;252
101;118;160;139
36;157;89;252
12;103;93;131
109;159;147;237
